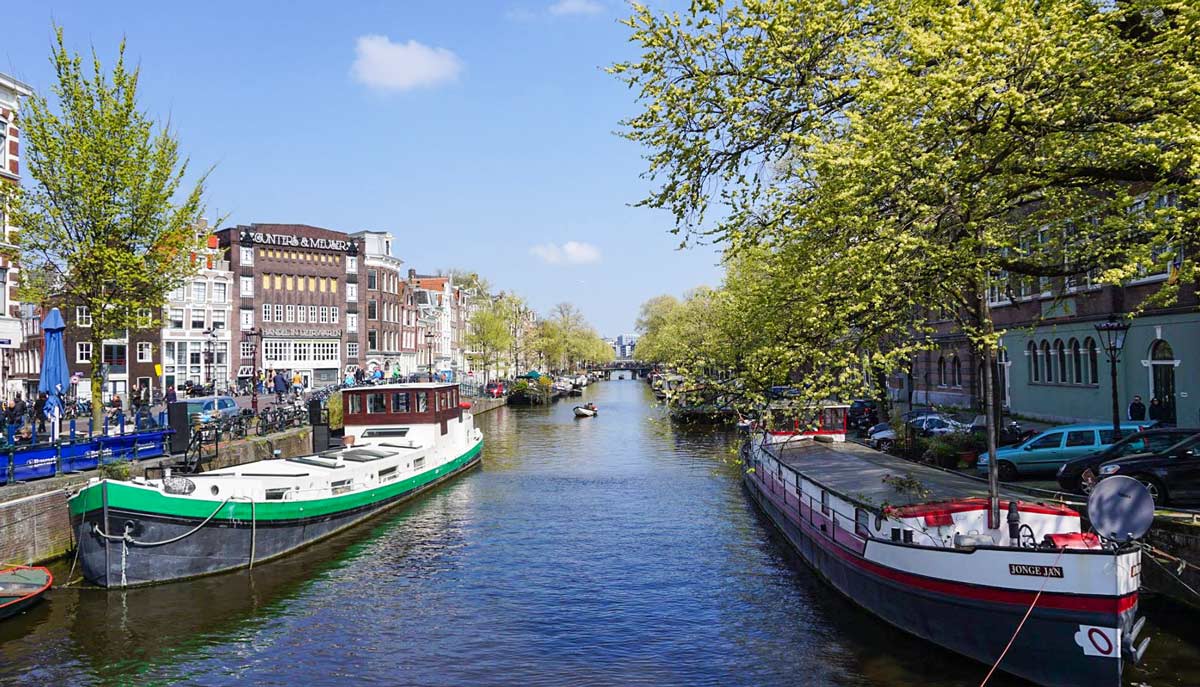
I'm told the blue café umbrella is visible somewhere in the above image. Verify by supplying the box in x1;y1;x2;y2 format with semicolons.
38;307;71;438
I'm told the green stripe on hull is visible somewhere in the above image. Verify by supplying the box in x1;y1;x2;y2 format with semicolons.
69;441;483;522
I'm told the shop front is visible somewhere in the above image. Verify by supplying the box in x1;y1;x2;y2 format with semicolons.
261;336;341;389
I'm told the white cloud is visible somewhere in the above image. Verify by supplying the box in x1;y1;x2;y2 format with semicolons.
351;35;463;92
530;241;602;264
547;0;603;16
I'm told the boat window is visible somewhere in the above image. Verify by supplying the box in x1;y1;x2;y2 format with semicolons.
331;479;352;495
378;466;397;481
347;394;362;415
820;490;830;515
416;392;428;412
265;487;290;500
413;456;425;470
367;393;387;413
392;392;409;413
361;428;409;438
855;508;870;537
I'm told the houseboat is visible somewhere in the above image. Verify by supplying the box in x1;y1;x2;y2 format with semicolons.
759;402;849;443
743;435;1144;687
68;383;482;588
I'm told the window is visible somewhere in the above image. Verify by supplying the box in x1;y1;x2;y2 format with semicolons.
76;306;92;327
309;305;317;323
274;275;282;290
347;283;357;301
192;282;207;303
1028;432;1063;450
937;356;946;387
240;247;254;266
241;341;254;359
1065;430;1096;448
952;355;962;388
211;311;226;330
330;279;337;294
331;306;339;324
347;256;357;273
368;330;378;350
137;308;153;329
137;342;153;362
190;309;206;330
855;508;870;537
77;342;92;362
319;277;326;293
285;275;294;291
319;306;329;324
286;304;295;323
1055;339;1067;383
275;304;284;322
0;118;6;171
169;308;184;329
416;392;428;412
368;299;378;320
262;303;272;322
213;283;227;302
367;393;387;413
368;269;378;290
347;393;362;415
1069;339;1082;384
347;313;358;333
297;305;306;323
392;392;409;413
240;276;254;297
820;490;830;515
1086;337;1098;384
103;343;127;368
1041;340;1053;383
240;308;254;330
347;342;359;358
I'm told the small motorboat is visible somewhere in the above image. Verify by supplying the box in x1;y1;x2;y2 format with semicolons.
573;404;598;418
0;565;52;620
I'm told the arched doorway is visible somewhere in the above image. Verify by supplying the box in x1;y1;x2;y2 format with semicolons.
1148;340;1177;424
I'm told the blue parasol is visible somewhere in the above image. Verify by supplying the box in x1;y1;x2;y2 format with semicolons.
38;308;71;438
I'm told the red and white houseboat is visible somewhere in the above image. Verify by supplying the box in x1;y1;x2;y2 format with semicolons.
743;435;1144;687
760;403;849;444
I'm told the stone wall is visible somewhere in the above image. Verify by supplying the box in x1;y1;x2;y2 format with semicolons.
1143;514;1200;610
0;427;312;566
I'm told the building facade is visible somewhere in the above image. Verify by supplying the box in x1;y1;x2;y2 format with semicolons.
219;224;362;389
353;230;419;377
1;72;34;399
907;270;1198;426
160;229;234;394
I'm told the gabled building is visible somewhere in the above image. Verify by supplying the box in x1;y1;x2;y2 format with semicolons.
1;72;34;399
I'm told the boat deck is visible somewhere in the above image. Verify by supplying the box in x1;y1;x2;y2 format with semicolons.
763;439;1061;509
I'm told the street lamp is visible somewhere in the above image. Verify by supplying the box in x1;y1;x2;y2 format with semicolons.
1094;316;1130;441
245;327;263;413
202;327;218;392
425;332;435;381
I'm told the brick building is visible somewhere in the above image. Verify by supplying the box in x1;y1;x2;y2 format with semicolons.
218;224;363;389
1;72;34;399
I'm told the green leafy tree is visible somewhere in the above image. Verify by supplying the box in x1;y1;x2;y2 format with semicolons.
465;300;513;383
2;30;209;423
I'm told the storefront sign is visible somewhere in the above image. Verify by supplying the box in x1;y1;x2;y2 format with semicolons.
240;229;353;253
263;328;343;338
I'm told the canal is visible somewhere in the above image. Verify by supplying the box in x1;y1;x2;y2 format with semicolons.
1;380;1197;685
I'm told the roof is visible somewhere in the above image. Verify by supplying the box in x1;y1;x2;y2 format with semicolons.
342;382;458;392
0;73;33;99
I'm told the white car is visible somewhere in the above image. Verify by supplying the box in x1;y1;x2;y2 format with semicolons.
868;413;970;451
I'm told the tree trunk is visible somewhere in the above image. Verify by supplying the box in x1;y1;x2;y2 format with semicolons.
975;296;1001;530
90;335;105;432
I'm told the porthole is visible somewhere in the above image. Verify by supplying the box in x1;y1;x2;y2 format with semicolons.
211;485;219;496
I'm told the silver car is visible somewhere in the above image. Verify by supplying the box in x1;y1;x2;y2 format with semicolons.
182;395;241;422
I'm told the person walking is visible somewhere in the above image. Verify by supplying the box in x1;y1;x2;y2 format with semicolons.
1127;395;1146;421
273;371;289;403
4;399;20;444
165;385;177;405
292;371;303;397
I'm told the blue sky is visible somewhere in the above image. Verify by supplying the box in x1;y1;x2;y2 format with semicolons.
1;0;723;335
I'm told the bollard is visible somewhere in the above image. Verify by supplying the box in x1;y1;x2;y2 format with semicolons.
70;417;77;441
6;450;12;484
88;417;94;438
119;413;126;435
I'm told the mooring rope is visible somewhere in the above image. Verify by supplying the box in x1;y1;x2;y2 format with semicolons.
978;546;1068;687
92;498;232;547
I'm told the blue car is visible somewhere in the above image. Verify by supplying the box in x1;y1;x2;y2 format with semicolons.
977;422;1152;481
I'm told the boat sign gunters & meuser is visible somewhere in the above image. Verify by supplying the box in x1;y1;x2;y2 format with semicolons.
69;383;482;588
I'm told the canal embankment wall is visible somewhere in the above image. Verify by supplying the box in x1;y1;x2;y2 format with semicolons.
0;427;312;566
1143;514;1200;610
470;397;506;415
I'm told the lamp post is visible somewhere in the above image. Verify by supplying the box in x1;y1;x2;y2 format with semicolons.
245;327;262;413
425;332;435;382
1094;316;1130;441
202;327;217;392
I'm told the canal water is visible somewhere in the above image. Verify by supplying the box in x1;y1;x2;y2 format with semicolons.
2;380;1197;686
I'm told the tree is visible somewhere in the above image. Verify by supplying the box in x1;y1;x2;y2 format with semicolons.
632;294;680;363
1;29;209;423
465;300;513;383
617;1;1200;523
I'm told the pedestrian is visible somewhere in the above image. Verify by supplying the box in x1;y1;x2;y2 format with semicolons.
355;367;365;385
33;392;47;435
273;370;288;403
344;370;355;387
1148;397;1166;423
292;370;303;396
4;399;19;443
165;385;177;404
1127;395;1146;421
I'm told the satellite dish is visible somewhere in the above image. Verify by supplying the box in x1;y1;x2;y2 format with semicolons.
1087;475;1155;542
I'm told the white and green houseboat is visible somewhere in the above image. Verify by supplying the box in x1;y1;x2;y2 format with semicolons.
69;383;482;588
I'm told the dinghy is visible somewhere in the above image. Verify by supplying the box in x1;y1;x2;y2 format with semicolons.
573;403;598;418
0;565;52;620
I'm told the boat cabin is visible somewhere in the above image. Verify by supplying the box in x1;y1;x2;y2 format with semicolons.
764;403;849;442
342;383;466;436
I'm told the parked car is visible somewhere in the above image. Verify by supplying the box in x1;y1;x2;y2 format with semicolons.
1056;428;1200;494
867;413;968;452
1094;433;1200;506
977;422;1151;481
485;382;506;398
181;395;241;422
848;399;880;430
